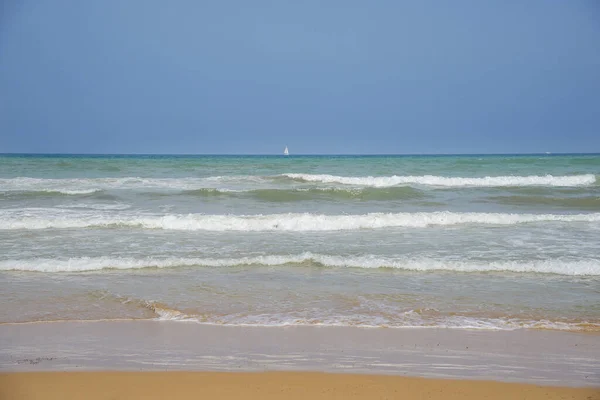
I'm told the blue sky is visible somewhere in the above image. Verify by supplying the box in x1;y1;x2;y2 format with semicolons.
1;1;599;154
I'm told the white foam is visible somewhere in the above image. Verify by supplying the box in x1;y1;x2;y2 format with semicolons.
56;203;131;211
0;177;241;194
47;189;102;195
1;253;598;275
1;174;595;194
2;209;599;231
145;307;599;331
283;173;597;187
150;304;194;321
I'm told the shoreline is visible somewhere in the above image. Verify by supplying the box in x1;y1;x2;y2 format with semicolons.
1;371;599;400
1;320;598;387
3;317;600;333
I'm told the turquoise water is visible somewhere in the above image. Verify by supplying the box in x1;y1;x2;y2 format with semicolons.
1;154;599;330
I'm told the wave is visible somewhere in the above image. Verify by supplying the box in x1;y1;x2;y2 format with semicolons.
55;203;132;211
0;189;102;198
182;187;425;201
2;253;599;275
152;310;600;332
282;173;597;187
36;188;101;195
6;309;597;332
95;294;600;331
0;177;238;194
487;195;600;210
0;184;423;202
1;174;596;195
2;209;599;231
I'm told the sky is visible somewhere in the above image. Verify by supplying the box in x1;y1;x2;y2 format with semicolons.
1;1;599;154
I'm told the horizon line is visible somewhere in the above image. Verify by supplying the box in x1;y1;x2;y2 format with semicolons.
1;152;599;157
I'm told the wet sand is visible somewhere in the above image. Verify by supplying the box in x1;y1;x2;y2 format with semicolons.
1;320;599;399
2;321;599;386
1;371;599;400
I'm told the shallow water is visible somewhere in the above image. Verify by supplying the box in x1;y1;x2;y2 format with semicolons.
1;154;599;331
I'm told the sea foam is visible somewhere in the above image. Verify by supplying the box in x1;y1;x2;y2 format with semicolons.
0;177;221;194
283;173;597;187
2;209;599;231
1;253;598;275
0;173;595;194
151;310;600;331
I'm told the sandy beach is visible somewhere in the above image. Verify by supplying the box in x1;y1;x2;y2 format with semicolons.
1;320;599;400
1;371;599;400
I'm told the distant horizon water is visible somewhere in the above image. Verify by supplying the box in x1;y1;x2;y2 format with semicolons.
2;152;600;157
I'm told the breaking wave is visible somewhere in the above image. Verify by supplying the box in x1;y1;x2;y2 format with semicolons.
0;177;259;194
182;187;425;201
2;209;599;231
0;174;595;195
282;173;597;187
152;310;600;332
96;294;600;331
1;253;598;275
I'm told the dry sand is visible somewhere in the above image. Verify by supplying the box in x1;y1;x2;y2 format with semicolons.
1;371;599;400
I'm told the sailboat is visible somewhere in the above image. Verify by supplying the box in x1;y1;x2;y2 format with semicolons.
283;146;289;156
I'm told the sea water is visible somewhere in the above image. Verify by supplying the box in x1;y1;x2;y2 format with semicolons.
1;154;599;330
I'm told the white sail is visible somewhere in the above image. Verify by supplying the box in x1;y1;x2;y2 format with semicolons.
284;146;289;156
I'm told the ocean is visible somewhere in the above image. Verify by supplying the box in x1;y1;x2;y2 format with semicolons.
1;154;599;331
